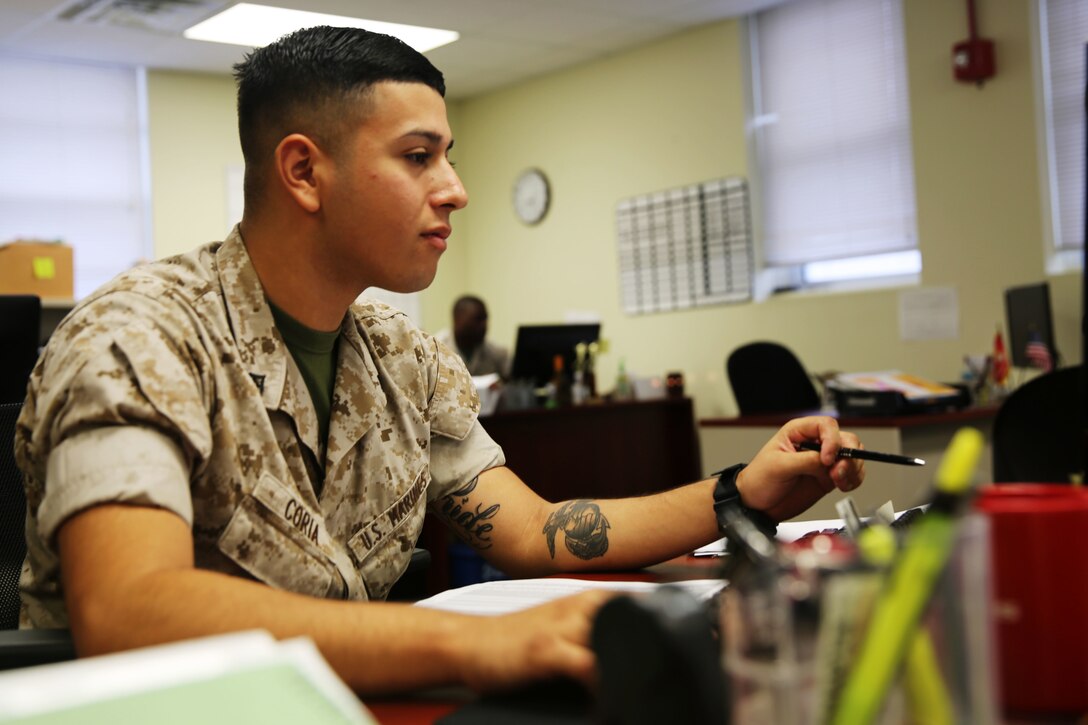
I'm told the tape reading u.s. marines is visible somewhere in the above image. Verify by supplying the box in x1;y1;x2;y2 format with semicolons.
358;472;428;553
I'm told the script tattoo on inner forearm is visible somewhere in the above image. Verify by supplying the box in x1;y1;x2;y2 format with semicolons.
542;500;611;560
437;477;499;550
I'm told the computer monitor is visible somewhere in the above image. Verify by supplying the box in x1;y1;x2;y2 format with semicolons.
1081;43;1087;475
510;323;601;388
0;295;42;403
1005;282;1059;369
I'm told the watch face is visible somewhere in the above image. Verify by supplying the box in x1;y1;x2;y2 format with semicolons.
513;169;549;224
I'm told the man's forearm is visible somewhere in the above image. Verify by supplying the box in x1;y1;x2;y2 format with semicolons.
70;565;477;694
58;504;486;694
532;478;721;574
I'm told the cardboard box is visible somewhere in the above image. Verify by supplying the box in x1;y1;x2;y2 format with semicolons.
0;241;74;299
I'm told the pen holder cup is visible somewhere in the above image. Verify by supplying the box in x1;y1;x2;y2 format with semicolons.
975;484;1088;717
719;514;998;724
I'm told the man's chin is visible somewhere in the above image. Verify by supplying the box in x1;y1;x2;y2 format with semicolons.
374;271;438;296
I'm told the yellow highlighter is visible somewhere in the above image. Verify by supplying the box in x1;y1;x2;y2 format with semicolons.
829;427;984;725
855;525;954;725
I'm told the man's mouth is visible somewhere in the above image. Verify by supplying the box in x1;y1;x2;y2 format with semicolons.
423;227;450;251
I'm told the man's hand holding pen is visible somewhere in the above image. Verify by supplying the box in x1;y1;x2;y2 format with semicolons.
737;416;867;523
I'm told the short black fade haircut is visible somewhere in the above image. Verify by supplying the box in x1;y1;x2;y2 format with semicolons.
233;25;446;208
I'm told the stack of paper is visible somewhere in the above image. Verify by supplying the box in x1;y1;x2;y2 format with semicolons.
416;577;724;616
832;371;959;401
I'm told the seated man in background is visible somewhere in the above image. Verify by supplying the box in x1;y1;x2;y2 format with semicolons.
436;294;510;379
14;26;865;696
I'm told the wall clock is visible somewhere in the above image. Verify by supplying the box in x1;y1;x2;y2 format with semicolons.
512;168;550;225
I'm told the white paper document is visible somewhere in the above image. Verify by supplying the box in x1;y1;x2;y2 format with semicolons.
899;286;959;341
693;517;850;556
416;577;725;616
694;509;925;556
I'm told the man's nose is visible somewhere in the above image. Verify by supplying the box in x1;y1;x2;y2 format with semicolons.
435;163;468;210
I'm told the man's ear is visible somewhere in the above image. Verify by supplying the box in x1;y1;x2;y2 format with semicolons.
274;133;323;213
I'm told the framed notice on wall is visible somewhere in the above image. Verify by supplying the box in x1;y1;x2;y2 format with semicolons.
615;177;753;316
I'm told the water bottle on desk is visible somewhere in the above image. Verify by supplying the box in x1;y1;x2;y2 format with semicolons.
613;358;633;401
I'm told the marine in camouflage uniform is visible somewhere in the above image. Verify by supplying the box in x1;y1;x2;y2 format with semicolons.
15;226;504;627
12;25;867;694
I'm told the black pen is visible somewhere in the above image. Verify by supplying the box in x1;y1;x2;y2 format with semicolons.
796;440;925;466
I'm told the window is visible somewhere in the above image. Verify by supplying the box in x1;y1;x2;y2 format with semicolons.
1037;0;1086;271
0;56;150;299
748;0;918;291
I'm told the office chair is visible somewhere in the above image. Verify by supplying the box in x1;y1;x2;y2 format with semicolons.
0;402;75;669
0;295;41;404
726;341;822;415
991;366;1083;483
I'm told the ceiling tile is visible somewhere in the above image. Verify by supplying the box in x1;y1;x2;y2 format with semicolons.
0;0;768;98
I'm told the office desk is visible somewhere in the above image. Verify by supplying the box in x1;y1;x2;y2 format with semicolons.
367;559;718;724
365;552;1076;725
699;406;999;520
481;397;702;501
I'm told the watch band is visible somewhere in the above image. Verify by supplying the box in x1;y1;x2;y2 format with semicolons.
712;463;778;538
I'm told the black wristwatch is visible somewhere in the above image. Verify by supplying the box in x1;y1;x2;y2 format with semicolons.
712;463;778;538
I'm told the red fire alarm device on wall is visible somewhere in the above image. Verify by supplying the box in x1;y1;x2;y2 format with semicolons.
954;37;995;84
953;0;995;85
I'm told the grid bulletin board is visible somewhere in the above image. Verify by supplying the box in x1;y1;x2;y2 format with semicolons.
615;177;753;315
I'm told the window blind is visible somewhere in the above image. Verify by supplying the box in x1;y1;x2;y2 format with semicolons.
1039;0;1087;252
750;0;917;267
0;57;149;299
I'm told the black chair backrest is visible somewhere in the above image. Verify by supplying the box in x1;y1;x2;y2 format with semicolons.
0;402;27;629
0;403;83;667
992;366;1084;483
726;341;821;415
0;295;41;404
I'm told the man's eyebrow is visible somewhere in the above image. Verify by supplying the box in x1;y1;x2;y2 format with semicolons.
401;130;455;151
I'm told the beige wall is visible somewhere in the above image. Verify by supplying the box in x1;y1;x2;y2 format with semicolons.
147;0;1081;421
449;0;1080;418
147;71;242;259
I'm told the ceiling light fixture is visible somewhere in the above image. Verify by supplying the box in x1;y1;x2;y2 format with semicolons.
183;3;459;52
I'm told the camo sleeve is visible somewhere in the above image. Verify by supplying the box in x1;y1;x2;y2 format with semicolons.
425;335;504;502
21;290;212;544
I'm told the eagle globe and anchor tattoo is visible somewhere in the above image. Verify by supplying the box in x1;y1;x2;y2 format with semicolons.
543;500;611;560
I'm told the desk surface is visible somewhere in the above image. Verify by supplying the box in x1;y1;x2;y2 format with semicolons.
363;559;718;723
361;551;1080;725
699;404;1000;429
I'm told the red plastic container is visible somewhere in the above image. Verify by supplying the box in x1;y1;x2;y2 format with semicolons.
974;484;1088;716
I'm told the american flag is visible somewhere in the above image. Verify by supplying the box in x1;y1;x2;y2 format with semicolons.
1025;334;1054;372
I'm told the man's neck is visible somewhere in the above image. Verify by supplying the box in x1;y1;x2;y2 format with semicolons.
240;217;356;332
454;335;479;358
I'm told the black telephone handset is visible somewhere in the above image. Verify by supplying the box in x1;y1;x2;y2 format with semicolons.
591;585;728;725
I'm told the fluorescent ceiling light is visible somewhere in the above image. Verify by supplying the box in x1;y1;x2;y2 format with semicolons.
183;3;459;53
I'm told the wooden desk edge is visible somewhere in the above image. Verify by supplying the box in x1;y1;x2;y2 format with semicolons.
699;405;1000;430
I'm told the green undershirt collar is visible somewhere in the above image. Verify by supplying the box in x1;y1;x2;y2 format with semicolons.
267;300;340;453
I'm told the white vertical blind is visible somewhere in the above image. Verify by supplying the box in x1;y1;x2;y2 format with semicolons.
1039;0;1087;252
751;0;917;267
0;57;149;299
